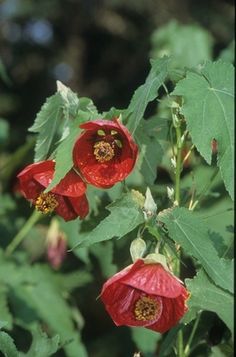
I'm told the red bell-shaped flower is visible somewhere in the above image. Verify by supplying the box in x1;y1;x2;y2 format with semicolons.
17;160;89;221
73;118;138;188
101;259;189;333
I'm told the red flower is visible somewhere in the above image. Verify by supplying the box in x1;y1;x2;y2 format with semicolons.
17;160;89;221
46;220;67;269
73;118;138;188
101;259;189;333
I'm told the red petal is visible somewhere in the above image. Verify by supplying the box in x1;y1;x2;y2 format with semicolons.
54;195;78;221
34;169;87;197
17;161;54;181
18;178;43;200
17;162;54;200
121;261;184;298
146;287;189;333
68;194;89;219
100;260;144;295
101;283;162;327
73;120;138;188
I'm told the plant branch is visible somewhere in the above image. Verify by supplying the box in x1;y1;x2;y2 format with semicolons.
5;210;42;256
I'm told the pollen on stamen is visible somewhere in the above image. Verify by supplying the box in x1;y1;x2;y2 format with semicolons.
35;192;58;214
134;296;161;322
93;141;115;163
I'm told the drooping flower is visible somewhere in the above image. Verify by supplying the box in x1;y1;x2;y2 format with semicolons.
17;160;89;221
73;118;138;188
100;259;189;333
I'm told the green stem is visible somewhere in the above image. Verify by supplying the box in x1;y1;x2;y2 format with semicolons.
173;119;185;355
177;329;184;357
5;210;42;256
184;313;201;356
174;125;183;206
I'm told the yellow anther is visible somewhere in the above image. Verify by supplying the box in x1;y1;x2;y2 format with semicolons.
35;193;58;214
134;296;160;321
93;141;115;163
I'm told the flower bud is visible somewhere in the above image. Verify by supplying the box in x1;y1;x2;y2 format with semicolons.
46;219;67;269
143;187;157;221
130;237;146;262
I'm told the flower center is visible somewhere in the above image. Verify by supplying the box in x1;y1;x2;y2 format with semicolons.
35;193;58;214
134;296;160;322
93;141;115;163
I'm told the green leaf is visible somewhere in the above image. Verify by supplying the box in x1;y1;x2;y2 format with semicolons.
151;20;213;71
186;269;234;334
158;207;233;293
29;92;64;162
45;121;80;192
126;56;169;134
0;257;87;357
135;119;164;185
71;193;145;248
29;82;80;163
0;283;13;330
56;80;80;121
172;60;234;199
130;327;161;354
25;327;60;357
0;331;18;357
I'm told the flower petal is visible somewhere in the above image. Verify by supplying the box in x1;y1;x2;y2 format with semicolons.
73;119;138;188
101;283;162;327
54;195;78;221
68;194;89;219
146;288;189;333
121;261;184;298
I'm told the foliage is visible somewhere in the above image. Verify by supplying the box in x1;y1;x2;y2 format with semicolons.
0;10;234;357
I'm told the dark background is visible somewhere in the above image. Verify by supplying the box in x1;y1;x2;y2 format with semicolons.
0;0;234;151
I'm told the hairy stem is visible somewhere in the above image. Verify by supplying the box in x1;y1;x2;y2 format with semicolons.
5;210;42;256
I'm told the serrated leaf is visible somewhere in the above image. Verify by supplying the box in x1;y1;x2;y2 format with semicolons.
45;121;80;192
0;283;13;330
172;60;234;199
56;80;80;120
126;56;169;134
158;207;233;293
71;193;145;249
0;331;18;357
25;327;60;357
186;269;234;334
29;93;64;162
